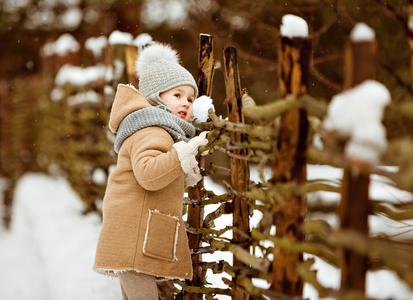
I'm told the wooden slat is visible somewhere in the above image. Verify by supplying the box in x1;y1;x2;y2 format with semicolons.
184;34;214;300
339;34;377;293
271;36;312;296
223;46;250;300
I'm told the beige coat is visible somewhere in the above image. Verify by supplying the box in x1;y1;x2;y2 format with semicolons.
93;84;193;280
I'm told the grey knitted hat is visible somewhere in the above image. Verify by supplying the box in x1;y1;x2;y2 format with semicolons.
135;43;198;103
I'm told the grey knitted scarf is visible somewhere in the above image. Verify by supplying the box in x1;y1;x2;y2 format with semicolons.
114;107;196;153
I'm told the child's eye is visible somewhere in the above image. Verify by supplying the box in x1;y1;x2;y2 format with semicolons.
188;98;194;103
174;93;181;98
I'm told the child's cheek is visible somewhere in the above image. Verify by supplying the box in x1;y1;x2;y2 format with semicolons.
187;109;194;120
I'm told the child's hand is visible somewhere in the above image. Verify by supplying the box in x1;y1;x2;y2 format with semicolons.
187;132;208;156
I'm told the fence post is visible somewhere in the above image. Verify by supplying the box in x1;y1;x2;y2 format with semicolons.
339;24;377;294
184;34;214;300
108;42;130;105
125;45;139;88
196;34;215;96
271;24;311;296
223;46;250;300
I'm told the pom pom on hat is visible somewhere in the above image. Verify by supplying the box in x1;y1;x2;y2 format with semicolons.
135;43;198;100
135;43;179;76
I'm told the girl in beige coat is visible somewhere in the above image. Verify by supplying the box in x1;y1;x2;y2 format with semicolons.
93;43;209;300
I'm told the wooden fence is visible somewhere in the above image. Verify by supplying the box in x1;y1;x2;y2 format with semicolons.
2;14;413;300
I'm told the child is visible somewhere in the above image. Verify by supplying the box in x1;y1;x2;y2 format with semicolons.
93;43;209;299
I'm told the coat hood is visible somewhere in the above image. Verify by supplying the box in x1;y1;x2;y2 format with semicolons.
109;84;151;133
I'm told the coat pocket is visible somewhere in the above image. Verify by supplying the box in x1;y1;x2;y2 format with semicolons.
143;210;179;262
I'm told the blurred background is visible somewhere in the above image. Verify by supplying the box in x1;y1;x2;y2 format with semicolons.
2;0;412;101
1;0;412;226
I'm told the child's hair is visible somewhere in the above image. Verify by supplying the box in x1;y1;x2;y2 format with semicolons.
135;43;198;103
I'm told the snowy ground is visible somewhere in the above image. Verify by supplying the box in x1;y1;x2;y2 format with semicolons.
0;173;121;300
1;165;413;299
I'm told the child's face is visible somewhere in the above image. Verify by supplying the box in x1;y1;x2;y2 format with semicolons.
159;85;194;122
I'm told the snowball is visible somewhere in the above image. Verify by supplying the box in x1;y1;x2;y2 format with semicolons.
350;23;375;42
92;168;107;185
323;80;391;165
108;30;133;45
193;95;215;122
280;14;309;38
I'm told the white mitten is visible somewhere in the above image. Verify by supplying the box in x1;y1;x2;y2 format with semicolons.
186;131;208;156
173;132;209;187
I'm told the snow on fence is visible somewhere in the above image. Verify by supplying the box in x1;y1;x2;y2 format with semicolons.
3;13;413;300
